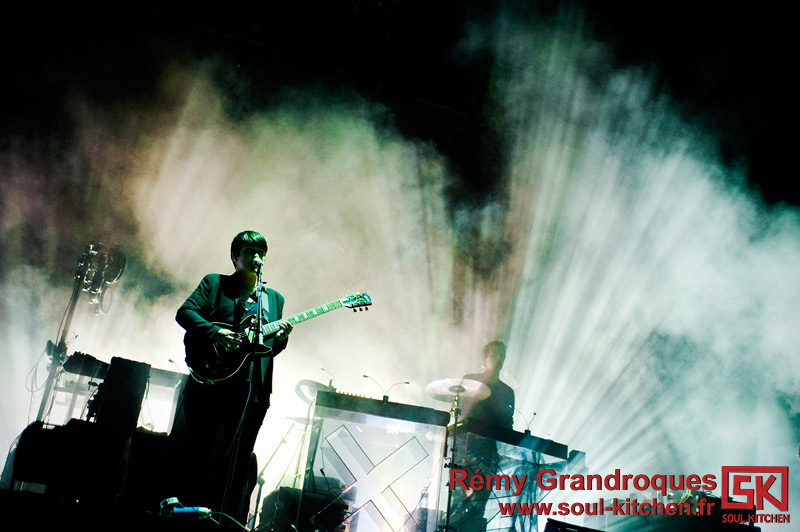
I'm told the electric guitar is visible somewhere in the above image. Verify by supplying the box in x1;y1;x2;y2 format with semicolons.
184;292;372;383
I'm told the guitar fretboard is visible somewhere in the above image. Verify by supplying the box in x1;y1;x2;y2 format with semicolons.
263;299;344;334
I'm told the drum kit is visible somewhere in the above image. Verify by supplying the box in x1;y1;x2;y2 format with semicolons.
424;377;491;532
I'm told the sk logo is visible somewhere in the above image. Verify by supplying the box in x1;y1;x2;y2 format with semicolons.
324;426;430;531
721;466;789;512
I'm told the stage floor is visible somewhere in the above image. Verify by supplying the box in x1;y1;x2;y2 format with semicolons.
0;489;234;532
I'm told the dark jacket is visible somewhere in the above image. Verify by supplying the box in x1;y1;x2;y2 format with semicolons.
176;273;287;395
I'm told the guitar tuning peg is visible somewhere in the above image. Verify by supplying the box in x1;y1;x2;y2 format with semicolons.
353;308;357;313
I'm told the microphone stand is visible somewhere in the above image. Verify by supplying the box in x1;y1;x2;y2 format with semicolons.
36;243;124;423
221;262;264;525
254;262;264;400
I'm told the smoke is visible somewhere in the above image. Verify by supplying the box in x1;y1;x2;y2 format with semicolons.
474;7;800;529
1;5;797;529
0;56;487;493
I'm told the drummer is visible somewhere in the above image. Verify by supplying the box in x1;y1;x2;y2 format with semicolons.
449;341;516;531
462;340;515;429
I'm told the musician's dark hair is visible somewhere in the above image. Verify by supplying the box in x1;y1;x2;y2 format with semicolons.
231;230;268;262
482;341;507;363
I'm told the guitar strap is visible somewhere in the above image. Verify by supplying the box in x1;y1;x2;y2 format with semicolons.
250;284;274;399
235;289;262;399
261;283;270;315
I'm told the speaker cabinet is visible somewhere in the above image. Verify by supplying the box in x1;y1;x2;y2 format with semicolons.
13;420;130;504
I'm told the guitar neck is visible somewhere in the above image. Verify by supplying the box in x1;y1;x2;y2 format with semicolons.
263;299;344;335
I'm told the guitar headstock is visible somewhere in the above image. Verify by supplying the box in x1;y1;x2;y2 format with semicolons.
341;292;372;311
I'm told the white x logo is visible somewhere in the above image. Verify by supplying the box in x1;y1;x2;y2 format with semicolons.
324;425;430;531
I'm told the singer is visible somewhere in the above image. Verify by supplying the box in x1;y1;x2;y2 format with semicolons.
171;230;292;523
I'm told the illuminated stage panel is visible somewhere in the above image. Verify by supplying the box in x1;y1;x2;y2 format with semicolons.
299;391;450;532
441;418;571;532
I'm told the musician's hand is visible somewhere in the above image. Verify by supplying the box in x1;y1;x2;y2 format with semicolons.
276;321;293;338
214;329;242;350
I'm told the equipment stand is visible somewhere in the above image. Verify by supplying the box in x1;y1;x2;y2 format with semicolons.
440;391;462;532
36;254;89;422
249;423;293;531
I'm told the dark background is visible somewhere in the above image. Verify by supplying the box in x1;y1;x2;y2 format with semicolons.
2;2;794;206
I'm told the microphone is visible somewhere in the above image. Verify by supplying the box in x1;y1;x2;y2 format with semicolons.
321;368;336;390
252;256;263;270
514;408;537;433
362;374;385;397
363;375;410;403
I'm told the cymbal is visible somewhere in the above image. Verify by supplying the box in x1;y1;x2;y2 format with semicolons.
425;378;490;402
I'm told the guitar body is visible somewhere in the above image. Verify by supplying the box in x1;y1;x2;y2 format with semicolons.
184;315;274;383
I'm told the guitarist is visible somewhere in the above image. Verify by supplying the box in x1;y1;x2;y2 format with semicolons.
172;230;292;523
